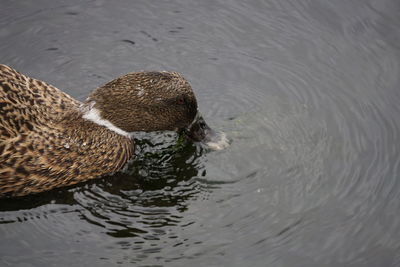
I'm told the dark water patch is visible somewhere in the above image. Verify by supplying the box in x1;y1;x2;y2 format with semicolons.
65;11;78;16
121;39;135;45
140;30;158;42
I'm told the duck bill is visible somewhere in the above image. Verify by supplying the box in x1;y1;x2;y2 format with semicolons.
184;113;217;143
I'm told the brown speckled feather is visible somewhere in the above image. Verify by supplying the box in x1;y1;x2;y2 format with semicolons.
0;64;79;139
0;64;134;197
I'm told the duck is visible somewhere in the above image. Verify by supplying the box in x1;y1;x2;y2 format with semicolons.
0;64;224;198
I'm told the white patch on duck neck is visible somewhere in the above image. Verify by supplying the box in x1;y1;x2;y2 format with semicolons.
82;103;133;138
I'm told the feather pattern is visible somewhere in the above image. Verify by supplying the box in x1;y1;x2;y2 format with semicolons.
0;65;134;197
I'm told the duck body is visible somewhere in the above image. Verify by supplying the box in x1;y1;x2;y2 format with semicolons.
0;65;135;197
0;64;212;198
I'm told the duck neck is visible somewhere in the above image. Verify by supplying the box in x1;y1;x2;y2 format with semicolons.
80;102;134;139
58;107;135;174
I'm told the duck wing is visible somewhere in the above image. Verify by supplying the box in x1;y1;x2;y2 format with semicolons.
0;64;81;140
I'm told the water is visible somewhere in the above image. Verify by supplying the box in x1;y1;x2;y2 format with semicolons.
1;0;400;266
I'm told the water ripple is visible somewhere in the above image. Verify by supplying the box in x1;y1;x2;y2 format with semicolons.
2;0;400;266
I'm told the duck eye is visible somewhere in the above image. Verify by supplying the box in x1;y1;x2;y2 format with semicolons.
177;96;185;105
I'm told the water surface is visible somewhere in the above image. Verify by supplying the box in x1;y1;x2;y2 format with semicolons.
1;0;400;266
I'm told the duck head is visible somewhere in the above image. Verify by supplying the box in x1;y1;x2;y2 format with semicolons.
83;71;226;147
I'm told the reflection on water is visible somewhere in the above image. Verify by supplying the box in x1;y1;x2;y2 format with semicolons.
1;0;400;266
0;133;212;264
0;132;204;219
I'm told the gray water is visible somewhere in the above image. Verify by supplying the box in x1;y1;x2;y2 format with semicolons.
1;0;400;266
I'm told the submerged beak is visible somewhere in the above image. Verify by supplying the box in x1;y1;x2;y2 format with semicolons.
183;112;229;150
